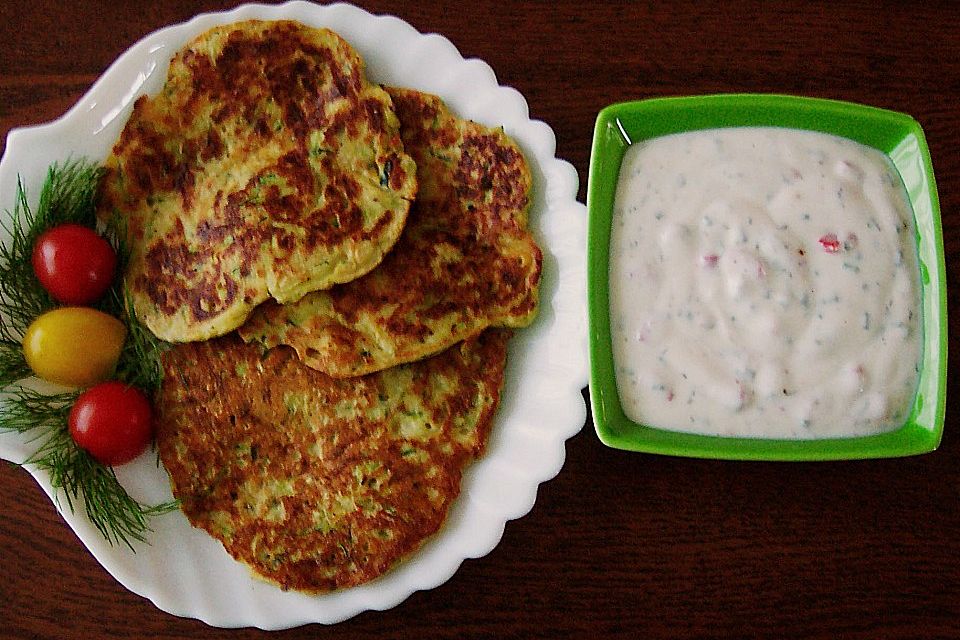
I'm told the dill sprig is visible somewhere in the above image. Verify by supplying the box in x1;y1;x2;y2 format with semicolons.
113;288;169;394
0;386;174;548
0;159;176;550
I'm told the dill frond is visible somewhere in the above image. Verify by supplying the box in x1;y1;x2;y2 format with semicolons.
113;288;170;394
0;340;31;388
0;386;75;437
1;386;177;550
0;159;176;550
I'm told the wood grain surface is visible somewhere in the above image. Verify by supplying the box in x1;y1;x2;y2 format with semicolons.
1;1;958;638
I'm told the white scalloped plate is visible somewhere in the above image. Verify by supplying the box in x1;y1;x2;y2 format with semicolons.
0;1;587;629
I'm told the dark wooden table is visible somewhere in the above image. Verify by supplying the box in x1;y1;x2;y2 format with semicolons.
2;1;958;638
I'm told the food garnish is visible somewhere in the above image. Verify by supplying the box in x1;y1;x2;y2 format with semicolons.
23;307;126;387
69;381;154;466
0;159;175;549
32;223;117;304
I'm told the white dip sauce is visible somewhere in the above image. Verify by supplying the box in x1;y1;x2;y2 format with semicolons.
609;127;921;439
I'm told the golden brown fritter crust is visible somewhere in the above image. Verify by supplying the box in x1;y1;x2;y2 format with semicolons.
155;330;509;592
98;20;417;342
238;88;542;377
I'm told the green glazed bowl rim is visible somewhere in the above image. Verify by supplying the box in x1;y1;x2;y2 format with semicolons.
586;94;947;460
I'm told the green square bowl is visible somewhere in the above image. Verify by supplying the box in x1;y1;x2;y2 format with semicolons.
586;94;947;460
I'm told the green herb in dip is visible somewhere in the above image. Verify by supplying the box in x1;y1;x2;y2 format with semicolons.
609;127;921;439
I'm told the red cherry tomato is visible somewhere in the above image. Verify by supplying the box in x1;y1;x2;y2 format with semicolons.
32;224;117;304
68;381;154;466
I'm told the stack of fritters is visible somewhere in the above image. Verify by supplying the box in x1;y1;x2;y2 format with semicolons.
102;20;541;592
238;87;542;376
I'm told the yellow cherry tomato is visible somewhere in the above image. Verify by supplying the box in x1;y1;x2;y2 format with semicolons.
23;307;127;387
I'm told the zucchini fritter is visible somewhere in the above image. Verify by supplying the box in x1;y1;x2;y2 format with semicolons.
98;21;417;342
156;331;508;592
238;89;542;377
